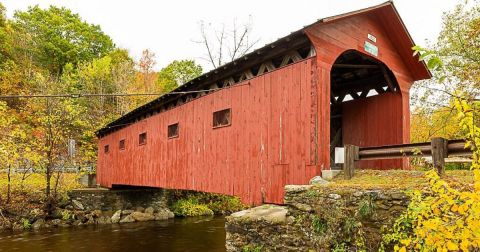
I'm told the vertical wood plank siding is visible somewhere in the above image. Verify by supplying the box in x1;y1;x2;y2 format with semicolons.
98;7;421;205
305;11;415;172
98;59;317;205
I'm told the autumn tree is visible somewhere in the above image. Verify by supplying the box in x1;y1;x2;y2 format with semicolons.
157;59;202;92
138;49;157;91
410;0;480;142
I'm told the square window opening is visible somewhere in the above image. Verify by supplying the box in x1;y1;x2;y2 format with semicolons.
139;132;147;145
213;108;231;128
104;145;109;154
168;123;179;139
119;139;125;150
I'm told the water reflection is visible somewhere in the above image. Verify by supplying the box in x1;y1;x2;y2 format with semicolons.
0;216;226;252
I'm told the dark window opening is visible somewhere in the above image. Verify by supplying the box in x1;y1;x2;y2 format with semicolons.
213;108;231;128
104;145;109;154
139;132;147;145
119;139;125;150
168;123;179;139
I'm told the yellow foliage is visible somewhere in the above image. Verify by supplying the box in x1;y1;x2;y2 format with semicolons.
382;99;480;251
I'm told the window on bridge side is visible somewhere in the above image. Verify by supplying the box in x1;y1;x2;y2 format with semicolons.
104;145;109;154
168;123;179;139
119;139;125;150
139;132;147;145
213;108;231;128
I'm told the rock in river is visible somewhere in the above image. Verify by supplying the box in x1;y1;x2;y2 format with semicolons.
131;212;154;222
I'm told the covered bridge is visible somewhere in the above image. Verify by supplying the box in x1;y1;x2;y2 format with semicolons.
96;1;431;205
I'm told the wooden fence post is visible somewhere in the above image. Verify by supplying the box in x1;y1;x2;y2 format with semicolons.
431;137;447;177
344;145;359;179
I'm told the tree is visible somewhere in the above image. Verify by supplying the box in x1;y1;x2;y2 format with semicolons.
381;3;480;248
138;49;156;91
410;1;480;141
196;17;259;69
11;5;114;76
157;60;202;92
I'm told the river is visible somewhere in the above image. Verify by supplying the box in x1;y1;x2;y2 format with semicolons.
0;216;226;252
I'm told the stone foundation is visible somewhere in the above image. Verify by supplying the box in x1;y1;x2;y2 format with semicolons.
226;185;410;251
68;188;169;212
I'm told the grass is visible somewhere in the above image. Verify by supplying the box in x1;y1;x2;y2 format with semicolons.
328;169;474;190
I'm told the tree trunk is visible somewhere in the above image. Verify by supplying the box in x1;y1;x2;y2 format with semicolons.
45;165;52;198
6;165;11;204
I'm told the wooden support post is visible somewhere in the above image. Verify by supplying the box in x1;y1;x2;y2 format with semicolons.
344;145;359;179
431;137;448;176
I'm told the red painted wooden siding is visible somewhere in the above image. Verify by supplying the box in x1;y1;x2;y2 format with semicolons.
98;59;318;205
305;11;416;170
98;8;422;205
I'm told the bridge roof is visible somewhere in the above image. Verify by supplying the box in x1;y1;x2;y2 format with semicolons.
96;1;430;137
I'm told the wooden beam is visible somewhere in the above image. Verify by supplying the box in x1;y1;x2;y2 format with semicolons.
257;60;276;75
239;70;254;82
344;145;359;179
431;137;447;177
349;91;360;100
336;93;346;103
331;75;385;93
308;46;316;57
330;93;337;105
333;64;379;69
380;65;396;92
359;88;369;98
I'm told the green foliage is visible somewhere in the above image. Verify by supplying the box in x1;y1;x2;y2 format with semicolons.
384;46;480;251
357;196;376;219
61;210;72;221
305;189;320;198
205;195;245;215
297;203;365;250
170;191;246;216
242;244;263;252
11;5;114;75
171;197;214;217
20;218;31;229
312;215;327;234
332;243;348;252
157;59;202;92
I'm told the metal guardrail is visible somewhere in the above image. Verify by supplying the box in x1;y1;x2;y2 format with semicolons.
343;138;473;179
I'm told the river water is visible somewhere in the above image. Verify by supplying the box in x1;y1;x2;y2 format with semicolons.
0;216;226;252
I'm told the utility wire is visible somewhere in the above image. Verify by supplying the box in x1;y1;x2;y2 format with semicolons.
0;83;251;99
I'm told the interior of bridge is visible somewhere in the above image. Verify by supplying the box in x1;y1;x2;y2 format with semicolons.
329;50;399;169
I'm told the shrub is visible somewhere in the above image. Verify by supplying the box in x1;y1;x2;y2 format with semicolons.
358;196;376;219
20;218;31;229
169;191;246;216
381;99;480;251
171;197;214;217
204;194;245;215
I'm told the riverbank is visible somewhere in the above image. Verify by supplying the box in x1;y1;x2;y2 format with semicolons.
226;170;475;251
0;175;245;233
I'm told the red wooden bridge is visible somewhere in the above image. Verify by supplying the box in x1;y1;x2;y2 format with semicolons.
96;2;431;205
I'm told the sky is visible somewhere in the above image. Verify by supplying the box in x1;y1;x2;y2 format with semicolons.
2;0;460;71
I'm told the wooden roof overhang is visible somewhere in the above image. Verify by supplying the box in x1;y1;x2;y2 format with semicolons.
96;30;314;137
96;1;431;137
